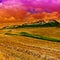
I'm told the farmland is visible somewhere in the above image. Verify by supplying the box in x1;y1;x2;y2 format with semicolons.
0;24;60;60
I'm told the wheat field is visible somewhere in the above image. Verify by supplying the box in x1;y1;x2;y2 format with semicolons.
0;26;60;60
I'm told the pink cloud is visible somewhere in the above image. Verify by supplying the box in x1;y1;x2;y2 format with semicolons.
0;0;60;12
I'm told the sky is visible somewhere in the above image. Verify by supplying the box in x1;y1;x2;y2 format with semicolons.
0;0;60;23
0;0;60;12
0;0;59;12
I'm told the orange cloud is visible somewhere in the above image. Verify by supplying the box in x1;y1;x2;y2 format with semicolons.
0;8;60;23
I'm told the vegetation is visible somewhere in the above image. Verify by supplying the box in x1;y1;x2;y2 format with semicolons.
1;20;60;29
19;32;60;42
5;32;60;42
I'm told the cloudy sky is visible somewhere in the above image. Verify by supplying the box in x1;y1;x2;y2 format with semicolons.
0;0;59;23
0;0;59;12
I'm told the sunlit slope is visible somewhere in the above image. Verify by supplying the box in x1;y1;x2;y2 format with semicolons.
0;33;60;60
3;27;60;38
0;26;60;59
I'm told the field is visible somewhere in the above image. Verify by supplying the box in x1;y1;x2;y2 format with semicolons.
0;25;60;60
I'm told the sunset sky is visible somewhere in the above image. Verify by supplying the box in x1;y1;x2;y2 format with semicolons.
0;0;60;23
0;0;60;12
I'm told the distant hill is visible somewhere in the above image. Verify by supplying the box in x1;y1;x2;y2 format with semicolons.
1;20;60;29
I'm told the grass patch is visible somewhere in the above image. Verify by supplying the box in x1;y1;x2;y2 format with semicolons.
5;32;60;42
19;32;60;42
